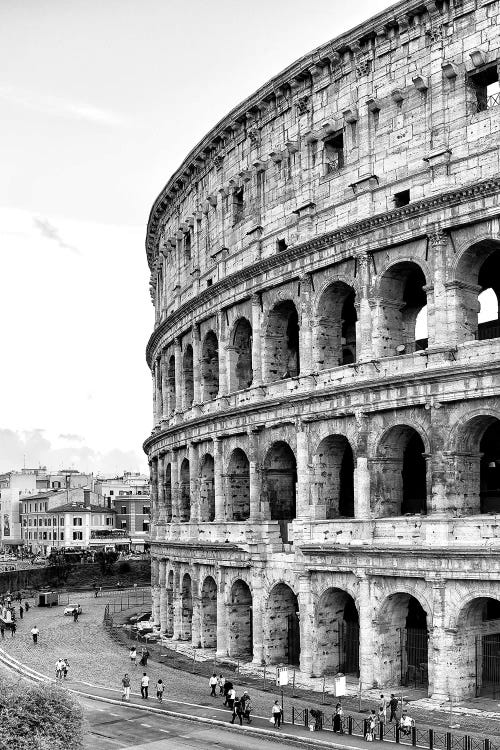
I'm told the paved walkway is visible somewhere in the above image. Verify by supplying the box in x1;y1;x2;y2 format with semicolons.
3;590;500;745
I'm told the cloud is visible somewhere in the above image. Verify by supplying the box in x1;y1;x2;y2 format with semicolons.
33;217;80;255
0;85;126;127
58;433;85;442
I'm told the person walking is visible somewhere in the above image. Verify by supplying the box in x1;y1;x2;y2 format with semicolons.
72;608;79;623
218;673;225;695
333;702;344;733
140;672;149;699
129;646;137;666
379;694;387;721
209;673;218;697
24;600;29;612
0;622;4;640
31;625;39;644
227;686;236;710
121;673;131;701
389;694;398;723
10;621;16;638
378;705;386;735
55;659;64;680
156;678;164;703
19;605;24;620
223;680;233;706
272;699;282;728
365;710;376;741
231;695;243;725
63;659;69;680
139;647;150;667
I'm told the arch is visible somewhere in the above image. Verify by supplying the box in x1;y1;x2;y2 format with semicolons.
164;462;172;522
179;458;191;522
377;592;429;689
262;441;297;542
264;300;300;382
180;573;193;640
376;261;428;356
229;579;253;658
265;583;300;665
200;575;217;648
167;354;176;414
451;595;500;699
183;344;194;409
314;281;357;369
229;318;253;392
227;448;250;521
199;453;215;522
452;238;500;343
201;330;219;401
166;569;174;636
312;435;354;519
315;588;359;677
372;424;428;517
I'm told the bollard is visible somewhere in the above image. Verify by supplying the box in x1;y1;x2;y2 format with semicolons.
485;739;491;750
380;723;384;742
429;728;434;750
396;723;400;743
411;726;417;746
304;709;309;728
292;706;295;725
446;731;452;750
263;665;266;690
364;718;369;739
348;716;353;735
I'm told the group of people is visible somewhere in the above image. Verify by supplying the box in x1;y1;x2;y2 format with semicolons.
0;591;34;639
129;645;150;667
55;657;70;680
364;694;415;741
208;673;254;725
120;672;164;702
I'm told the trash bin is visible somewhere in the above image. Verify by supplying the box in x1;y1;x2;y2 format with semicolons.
333;673;346;697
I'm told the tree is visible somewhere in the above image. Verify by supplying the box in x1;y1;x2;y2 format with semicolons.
0;676;84;750
95;550;119;576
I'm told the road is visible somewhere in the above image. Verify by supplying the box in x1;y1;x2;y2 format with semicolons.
81;694;317;750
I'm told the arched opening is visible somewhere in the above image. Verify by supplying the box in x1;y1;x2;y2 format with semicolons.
315;589;359;677
230;318;253;391
200;576;217;648
167;355;176;414
165;463;172;522
312;435;354;519
455;597;500;699
229;580;253;658
263;441;297;542
166;570;174;636
481;421;500;513
266;583;300;665
315;282;357;369
180;573;193;640
201;331;219;401
199;454;215;522
378;262;427;355
227;448;250;521
454;240;500;342
378;593;428;689
373;425;427;517
265;300;300;382
179;458;191;522
183;344;194;408
452;415;500;515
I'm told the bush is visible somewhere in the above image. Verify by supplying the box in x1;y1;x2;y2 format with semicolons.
117;561;131;574
0;676;84;750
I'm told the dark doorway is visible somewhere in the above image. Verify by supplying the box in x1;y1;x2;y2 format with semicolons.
402;432;427;514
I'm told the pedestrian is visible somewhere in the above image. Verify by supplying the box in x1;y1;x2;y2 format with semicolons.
227;686;236;710
272;699;282;728
140;672;149;699
19;605;24;620
209;672;218;697
129;646;137;666
31;625;39;644
0;622;4;640
63;658;69;680
25;601;29;612
156;678;164;702
380;693;387;717
16;592;22;603
365;710;376;741
140;647;150;667
231;695;243;725
389;694;398;723
56;658;64;680
10;621;16;637
72;608;79;623
121;673;131;701
223;680;233;706
378;705;386;734
399;711;414;736
218;673;225;695
333;702;344;733
93;583;98;598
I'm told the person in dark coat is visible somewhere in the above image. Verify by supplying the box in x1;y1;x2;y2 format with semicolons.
223;680;233;706
230;695;243;725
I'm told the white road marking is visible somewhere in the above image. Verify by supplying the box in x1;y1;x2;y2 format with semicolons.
140;723;152;728
159;729;170;733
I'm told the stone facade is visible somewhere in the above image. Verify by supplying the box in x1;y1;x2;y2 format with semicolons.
144;0;500;701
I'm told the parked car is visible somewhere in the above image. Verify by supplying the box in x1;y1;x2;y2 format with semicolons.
64;604;82;616
129;611;152;624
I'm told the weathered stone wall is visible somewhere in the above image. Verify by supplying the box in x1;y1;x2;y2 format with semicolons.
145;0;500;701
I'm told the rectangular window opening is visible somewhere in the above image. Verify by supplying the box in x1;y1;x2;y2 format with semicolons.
184;231;191;260
394;189;411;207
276;238;288;253
232;187;244;225
324;131;345;175
469;66;499;113
206;278;213;287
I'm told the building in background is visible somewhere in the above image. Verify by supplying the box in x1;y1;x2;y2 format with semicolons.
95;472;151;552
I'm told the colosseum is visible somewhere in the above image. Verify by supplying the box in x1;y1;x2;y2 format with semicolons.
144;0;500;700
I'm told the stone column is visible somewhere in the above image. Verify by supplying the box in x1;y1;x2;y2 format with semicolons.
355;252;373;362
251;571;265;666
251;294;263;386
150;457;159;530
296;421;311;520
248;429;262;521
427;228;448;347
174;337;182;413
189;442;199;522
217;312;228;397
159;559;167;633
152;370;157;426
213;437;225;522
155;357;163;422
192;323;201;404
157;453;166;526
216;566;229;658
171;451;179;523
298;572;314;676
161;353;169;420
191;565;202;648
173;564;182;640
151;558;160;627
299;273;313;375
429;576;449;700
354;412;371;519
358;573;374;689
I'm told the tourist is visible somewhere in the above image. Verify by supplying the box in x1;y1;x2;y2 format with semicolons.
389;694;398;722
365;710;376;741
63;658;69;680
218;673;225;695
10;620;16;637
31;625;39;644
73;608;79;623
209;672;218;696
378;704;386;733
333;702;344;733
227;685;236;710
0;622;4;640
24;600;29;612
223;679;233;705
139;647;150;667
19;604;24;620
379;694;387;720
56;658;65;680
399;711;414;736
129;646;137;666
272;699;282;728
156;678;164;702
230;695;243;725
122;673;131;701
140;672;149;699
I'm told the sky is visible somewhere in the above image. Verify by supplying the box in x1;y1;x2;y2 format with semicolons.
0;0;398;475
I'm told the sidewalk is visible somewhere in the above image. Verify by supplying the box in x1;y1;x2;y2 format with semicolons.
2;590;500;743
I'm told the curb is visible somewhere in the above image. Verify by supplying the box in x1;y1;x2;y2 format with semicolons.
0;648;350;750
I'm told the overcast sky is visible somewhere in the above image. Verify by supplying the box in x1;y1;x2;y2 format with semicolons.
0;0;396;475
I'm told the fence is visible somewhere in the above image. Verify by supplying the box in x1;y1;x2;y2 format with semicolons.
289;708;500;750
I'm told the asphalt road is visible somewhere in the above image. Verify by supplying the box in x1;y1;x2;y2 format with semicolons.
81;695;315;750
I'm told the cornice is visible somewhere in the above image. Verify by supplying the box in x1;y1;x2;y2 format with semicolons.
145;0;440;266
146;176;500;365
